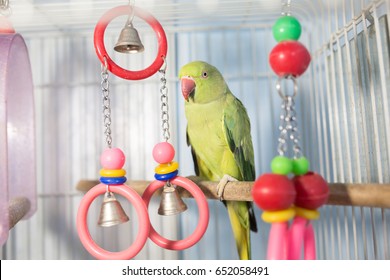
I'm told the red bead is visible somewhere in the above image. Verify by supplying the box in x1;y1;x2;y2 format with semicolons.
269;41;311;77
252;174;296;211
292;172;329;209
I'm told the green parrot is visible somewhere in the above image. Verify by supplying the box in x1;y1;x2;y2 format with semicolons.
179;61;258;260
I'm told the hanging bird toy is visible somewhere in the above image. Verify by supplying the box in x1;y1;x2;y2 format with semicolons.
93;3;167;80
142;60;209;251
76;56;150;260
252;2;329;260
76;2;168;259
77;2;208;259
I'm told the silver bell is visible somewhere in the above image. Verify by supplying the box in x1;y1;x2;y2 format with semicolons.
114;21;144;54
98;192;130;227
158;185;188;216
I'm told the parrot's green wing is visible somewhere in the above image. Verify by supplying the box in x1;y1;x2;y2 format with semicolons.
223;94;258;233
186;127;200;176
222;96;255;181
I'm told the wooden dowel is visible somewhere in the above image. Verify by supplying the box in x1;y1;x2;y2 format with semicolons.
9;197;31;229
76;177;390;209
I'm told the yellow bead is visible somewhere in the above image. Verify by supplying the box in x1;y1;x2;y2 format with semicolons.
295;207;320;220
155;161;179;174
99;169;126;177
261;207;296;223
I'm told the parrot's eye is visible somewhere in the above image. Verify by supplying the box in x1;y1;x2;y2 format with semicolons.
202;72;208;78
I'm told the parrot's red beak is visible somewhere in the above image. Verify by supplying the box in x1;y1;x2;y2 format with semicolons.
181;77;196;101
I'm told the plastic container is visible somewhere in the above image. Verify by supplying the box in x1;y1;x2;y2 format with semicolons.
0;33;36;246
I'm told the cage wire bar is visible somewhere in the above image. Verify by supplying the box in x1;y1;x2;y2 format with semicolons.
308;0;390;260
1;0;390;260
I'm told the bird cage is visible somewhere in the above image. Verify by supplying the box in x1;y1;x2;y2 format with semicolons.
0;0;389;260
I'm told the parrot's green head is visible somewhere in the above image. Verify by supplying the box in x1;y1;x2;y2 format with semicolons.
179;61;228;104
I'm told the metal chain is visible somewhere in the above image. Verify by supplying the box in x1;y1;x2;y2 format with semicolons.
276;77;303;158
281;0;292;16
286;96;303;158
101;58;112;148
159;57;170;142
277;98;289;156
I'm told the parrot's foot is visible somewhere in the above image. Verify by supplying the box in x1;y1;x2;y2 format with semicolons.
216;174;238;201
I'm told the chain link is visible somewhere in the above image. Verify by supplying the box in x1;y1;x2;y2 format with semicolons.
159;57;170;142
101;59;112;148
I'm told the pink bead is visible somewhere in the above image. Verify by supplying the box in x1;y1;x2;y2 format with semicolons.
100;148;126;169
152;142;175;164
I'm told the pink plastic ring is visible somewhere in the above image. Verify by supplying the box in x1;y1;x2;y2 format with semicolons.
77;183;150;260
94;5;168;80
142;176;209;250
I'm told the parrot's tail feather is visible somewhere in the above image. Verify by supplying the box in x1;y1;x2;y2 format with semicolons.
237;236;250;260
227;201;251;260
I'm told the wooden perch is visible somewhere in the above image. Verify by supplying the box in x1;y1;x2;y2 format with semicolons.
9;197;31;229
76;176;390;209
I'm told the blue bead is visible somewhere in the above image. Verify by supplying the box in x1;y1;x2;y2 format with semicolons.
154;170;178;181
100;176;127;185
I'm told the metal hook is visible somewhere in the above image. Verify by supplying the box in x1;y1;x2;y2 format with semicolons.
0;0;9;9
159;56;167;73
363;9;375;25
0;0;11;16
127;0;136;24
101;56;108;73
276;75;298;100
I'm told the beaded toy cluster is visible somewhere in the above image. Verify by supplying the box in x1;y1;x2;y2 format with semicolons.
269;15;310;78
153;142;179;181
251;11;331;260
99;148;127;185
253;14;329;224
253;158;328;224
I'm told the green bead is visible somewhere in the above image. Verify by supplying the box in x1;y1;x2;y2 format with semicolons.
272;16;302;42
271;156;293;175
292;157;310;176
